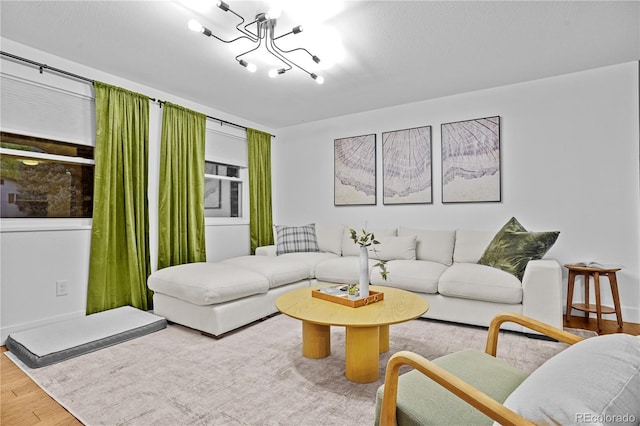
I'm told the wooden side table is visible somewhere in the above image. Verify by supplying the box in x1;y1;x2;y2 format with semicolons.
564;264;623;331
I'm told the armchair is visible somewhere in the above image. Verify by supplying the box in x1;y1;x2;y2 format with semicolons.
376;313;639;426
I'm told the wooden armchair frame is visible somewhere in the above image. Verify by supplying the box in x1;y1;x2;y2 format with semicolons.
379;312;585;426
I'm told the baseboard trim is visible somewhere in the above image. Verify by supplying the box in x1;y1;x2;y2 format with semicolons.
1;310;86;346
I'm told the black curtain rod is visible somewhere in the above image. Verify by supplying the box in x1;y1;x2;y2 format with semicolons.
1;50;94;84
0;51;274;138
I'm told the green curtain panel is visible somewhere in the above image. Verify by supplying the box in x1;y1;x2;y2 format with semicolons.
247;128;274;253
157;102;207;269
87;81;152;314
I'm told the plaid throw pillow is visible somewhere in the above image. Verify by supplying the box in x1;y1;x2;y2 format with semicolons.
276;224;320;255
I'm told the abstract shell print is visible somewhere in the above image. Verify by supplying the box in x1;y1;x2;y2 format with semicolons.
441;116;501;203
334;134;376;205
382;126;432;204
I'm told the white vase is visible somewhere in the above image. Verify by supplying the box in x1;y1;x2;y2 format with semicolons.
359;246;370;297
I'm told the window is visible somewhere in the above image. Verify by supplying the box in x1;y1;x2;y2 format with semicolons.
0;132;94;218
204;161;244;218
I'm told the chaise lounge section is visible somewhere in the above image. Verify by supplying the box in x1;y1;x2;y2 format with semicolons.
149;258;310;336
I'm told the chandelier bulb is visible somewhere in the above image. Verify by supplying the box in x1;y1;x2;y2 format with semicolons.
188;19;203;33
239;60;257;73
188;19;212;37
217;1;230;12
269;68;286;78
292;25;303;34
312;55;320;64
266;8;281;20
311;73;325;85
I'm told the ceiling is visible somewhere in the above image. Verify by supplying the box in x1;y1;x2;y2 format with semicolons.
1;1;639;130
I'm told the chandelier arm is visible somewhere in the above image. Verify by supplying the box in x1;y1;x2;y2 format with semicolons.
227;9;259;41
235;37;264;62
271;36;319;63
264;41;293;72
268;37;311;77
273;44;317;60
273;31;294;40
211;34;257;44
242;18;261;40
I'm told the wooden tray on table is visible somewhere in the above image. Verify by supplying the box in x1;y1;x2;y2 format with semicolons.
311;285;384;308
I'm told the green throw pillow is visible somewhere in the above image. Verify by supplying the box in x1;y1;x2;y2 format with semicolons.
478;218;559;280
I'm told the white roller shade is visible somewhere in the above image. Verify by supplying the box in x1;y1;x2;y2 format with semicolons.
205;127;247;167
0;73;95;146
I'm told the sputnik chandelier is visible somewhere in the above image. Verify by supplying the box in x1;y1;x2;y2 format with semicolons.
188;0;326;84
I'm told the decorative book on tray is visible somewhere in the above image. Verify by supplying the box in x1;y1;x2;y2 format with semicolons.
312;285;384;308
570;261;620;269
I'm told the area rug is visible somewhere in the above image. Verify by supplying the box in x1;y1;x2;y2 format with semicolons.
5;315;595;426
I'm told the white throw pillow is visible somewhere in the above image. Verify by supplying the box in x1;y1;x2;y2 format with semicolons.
342;228;397;256
499;334;640;426
314;224;344;255
398;227;455;265
453;230;495;263
367;235;416;261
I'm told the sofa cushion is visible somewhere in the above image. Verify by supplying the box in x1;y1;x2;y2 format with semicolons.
368;235;417;261
276;252;340;278
221;256;309;289
255;245;276;256
478;217;559;280
315;256;375;284
315;224;344;255
398;227;455;265
147;262;269;305
501;334;640;426
370;260;445;294
453;230;495;263
275;223;320;255
438;263;523;304
342;228;397;257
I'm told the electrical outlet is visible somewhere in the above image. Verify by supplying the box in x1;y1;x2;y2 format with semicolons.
56;280;69;297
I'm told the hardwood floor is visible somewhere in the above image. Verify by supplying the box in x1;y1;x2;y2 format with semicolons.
564;314;640;336
1;316;638;425
1;347;81;425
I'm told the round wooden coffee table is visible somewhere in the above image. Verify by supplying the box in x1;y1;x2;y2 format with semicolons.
275;285;429;383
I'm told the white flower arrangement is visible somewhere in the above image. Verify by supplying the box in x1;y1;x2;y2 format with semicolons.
348;228;389;281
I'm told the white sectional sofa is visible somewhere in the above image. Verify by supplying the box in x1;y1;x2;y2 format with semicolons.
148;224;562;337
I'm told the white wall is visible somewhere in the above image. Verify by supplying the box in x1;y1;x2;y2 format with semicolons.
0;38;271;343
1;38;638;344
273;62;640;324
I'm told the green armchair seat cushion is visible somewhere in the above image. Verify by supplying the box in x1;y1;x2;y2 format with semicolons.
375;349;529;426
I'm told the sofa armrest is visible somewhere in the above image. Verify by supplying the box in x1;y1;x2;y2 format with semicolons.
255;245;276;256
521;260;563;331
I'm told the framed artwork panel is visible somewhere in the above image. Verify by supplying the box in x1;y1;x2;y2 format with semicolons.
334;133;376;206
441;116;501;203
382;125;432;205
